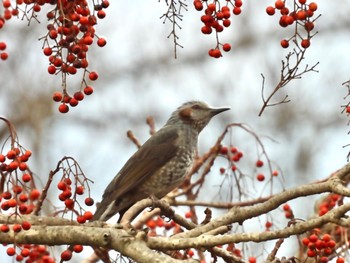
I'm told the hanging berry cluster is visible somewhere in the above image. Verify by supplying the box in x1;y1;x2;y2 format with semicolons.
0;118;54;261
266;0;319;49
0;118;95;262
302;231;345;263
0;0;109;113
193;0;243;58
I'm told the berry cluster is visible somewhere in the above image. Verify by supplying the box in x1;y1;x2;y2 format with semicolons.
0;41;7;60
60;245;84;261
225;243;243;258
282;203;294;219
43;0;108;112
219;145;244;173
0;0;20;61
0;147;42;217
219;145;279;183
193;0;243;58
57;176;94;226
0;142;54;261
0;0;108;112
5;244;54;262
318;193;340;216
266;0;318;49
302;232;344;262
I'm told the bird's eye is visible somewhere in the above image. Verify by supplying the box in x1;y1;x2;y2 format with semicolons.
191;104;201;110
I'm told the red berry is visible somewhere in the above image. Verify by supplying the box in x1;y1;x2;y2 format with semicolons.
97;38;107;47
301;39;310;48
302;237;310;246
77;215;86;224
19;162;28;171
337;258;345;263
79;16;89;25
13;224;22;232
309;234;318;242
2;191;12;199
69;98;79;107
85;197;94;206
220;146;228;155
0;42;6;50
102;0;109;8
29;189;41;200
256;174;265;181
265;221;272;228
59;103;69;113
193;0;203;11
256;160;264;167
266;6;275;16
64;177;72;185
19;193;28;202
61;250;72;261
84;211;93;220
1;224;9;232
207;3;216;12
97;10;106;19
76;186;84;195
232;7;241;15
275;0;284;9
33;4;40;12
185;211;192;218
1;52;8;60
304;21;314;32
65;199;75;209
73;245;83;253
327;240;336;248
7;247;16;256
57;181;67;191
84;36;93;45
74;91;84;101
282;203;290;211
146;219;156;229
307;249;316;257
296;10;307;20
21;248;30;257
8;161;19;171
201;26;212;34
222;43;231;52
43;47;52;56
322;234;331;242
49;30;58;39
309;2;317;11
280;39;289;48
83;86;94;95
6;149;16;159
48;65;56;74
21;221;31;230
223;19;231;27
209;49;221;58
2;1;11;8
248;256;256;263
89;71;98;81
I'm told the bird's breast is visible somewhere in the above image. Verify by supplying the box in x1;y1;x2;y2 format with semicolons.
140;146;195;197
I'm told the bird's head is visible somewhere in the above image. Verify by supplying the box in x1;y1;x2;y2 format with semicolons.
166;101;230;132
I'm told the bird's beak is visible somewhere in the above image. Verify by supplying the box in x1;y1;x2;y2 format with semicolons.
210;106;230;116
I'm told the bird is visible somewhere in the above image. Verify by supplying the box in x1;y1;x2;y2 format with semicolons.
92;101;230;222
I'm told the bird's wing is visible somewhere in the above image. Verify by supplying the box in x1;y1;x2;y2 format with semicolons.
102;126;179;201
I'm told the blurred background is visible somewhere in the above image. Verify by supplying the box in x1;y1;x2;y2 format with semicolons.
0;0;349;261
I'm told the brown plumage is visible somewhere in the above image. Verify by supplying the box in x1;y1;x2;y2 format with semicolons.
92;101;229;222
